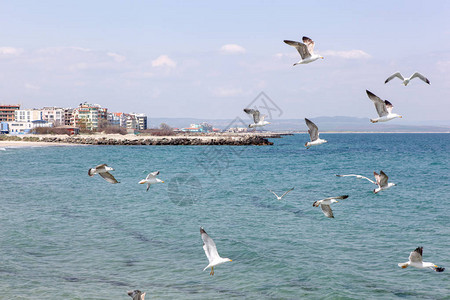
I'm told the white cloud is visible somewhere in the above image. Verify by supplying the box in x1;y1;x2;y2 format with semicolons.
107;52;126;62
220;44;246;55
25;83;40;90
321;49;371;59
0;47;24;56
151;55;176;68
212;87;244;97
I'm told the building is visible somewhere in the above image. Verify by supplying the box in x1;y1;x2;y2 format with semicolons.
14;109;43;123
181;123;214;133
64;108;73;126
125;114;137;130
107;112;127;127
0;104;20;122
42;107;65;126
72;102;108;131
132;113;147;130
7;120;52;134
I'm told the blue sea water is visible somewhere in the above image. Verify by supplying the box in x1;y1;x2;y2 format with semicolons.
0;133;449;299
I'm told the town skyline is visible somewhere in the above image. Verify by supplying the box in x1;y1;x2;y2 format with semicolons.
0;1;449;123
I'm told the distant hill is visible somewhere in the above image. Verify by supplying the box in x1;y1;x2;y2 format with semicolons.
149;116;450;133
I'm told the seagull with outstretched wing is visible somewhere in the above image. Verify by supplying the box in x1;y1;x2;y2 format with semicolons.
200;227;232;275
283;36;324;65
385;72;430;86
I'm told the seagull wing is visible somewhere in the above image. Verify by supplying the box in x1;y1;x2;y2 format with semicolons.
373;171;381;185
410;72;430;84
336;174;377;184
409;247;423;263
200;227;220;264
146;171;159;180
305;118;319;141
302;36;315;54
320;204;334;218
280;187;295;199
366;90;388;117
244;108;260;123
322;195;349;201
267;189;280;198
146;183;151;191
379;170;389;187
384;100;394;114
99;172;119;184
284;40;311;59
385;72;404;84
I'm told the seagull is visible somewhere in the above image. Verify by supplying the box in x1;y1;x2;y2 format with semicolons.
200;227;232;275
336;171;396;193
127;290;146;300
267;187;294;200
366;90;402;123
284;36;324;65
398;247;445;272
304;118;327;149
88;164;119;184
313;195;348;218
385;72;430;86
139;171;164;191
243;108;270;128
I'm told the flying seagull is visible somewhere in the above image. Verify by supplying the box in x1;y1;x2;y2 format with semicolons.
284;36;324;65
398;247;445;272
304;118;327;149
139;171;164;191
127;290;146;300
200;227;232;275
243;108;270;128
88;164;119;184
336;171;396;193
385;72;430;86
366;90;402;123
313;195;348;218
267;187;295;200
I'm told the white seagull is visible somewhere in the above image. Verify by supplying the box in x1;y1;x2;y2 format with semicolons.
385;72;430;86
267;187;294;200
313;195;348;218
305;118;327;149
88;164;119;184
284;36;324;65
243;108;270;128
200;227;232;275
127;290;146;300
398;247;445;272
139;171;164;191
366;90;402;123
336;170;396;193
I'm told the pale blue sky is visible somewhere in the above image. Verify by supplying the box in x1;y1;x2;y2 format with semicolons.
1;0;449;123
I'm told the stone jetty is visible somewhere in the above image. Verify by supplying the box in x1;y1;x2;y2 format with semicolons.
0;132;287;146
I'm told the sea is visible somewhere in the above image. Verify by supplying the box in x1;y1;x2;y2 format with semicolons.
0;133;449;299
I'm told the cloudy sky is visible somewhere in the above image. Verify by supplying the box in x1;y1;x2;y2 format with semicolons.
1;0;449;123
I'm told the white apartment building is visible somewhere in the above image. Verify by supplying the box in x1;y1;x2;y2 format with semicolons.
14;109;43;123
42;107;65;126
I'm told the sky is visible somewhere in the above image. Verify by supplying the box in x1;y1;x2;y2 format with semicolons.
1;0;449;124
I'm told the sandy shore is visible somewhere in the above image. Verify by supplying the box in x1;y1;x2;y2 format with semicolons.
0;141;76;148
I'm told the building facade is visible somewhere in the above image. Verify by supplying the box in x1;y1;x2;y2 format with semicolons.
42;107;65;126
14;109;43;123
0;104;20;122
72;102;108;131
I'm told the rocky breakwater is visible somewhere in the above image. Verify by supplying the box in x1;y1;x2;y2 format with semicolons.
10;134;278;146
